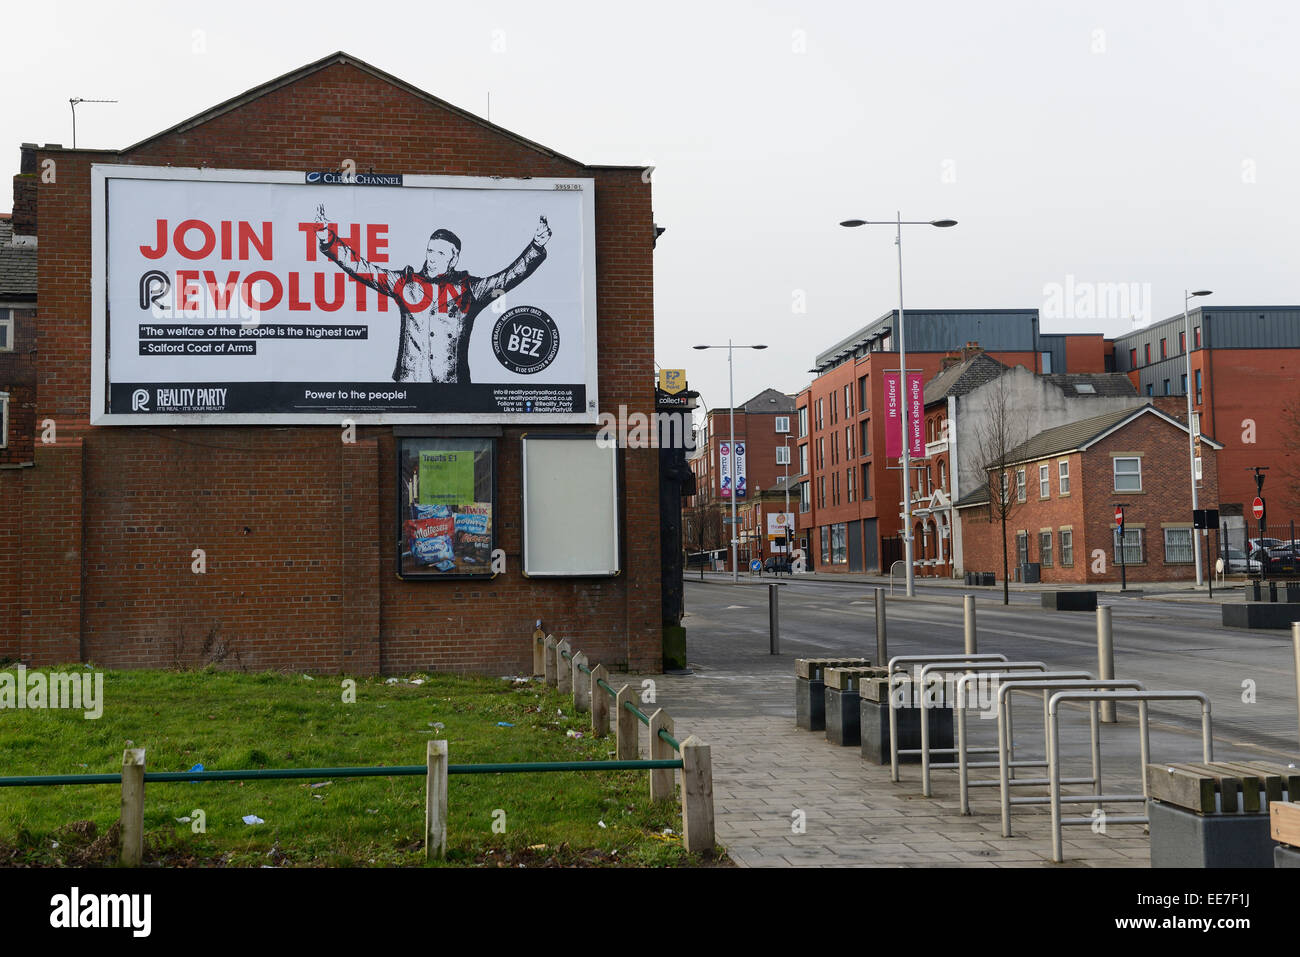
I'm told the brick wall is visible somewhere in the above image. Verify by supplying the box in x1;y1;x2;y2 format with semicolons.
18;59;660;673
959;411;1219;584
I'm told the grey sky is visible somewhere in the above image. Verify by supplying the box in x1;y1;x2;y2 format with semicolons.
3;0;1297;415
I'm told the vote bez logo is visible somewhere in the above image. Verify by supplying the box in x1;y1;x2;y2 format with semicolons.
492;305;560;375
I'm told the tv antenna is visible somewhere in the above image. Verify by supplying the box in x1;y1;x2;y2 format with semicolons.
70;98;118;148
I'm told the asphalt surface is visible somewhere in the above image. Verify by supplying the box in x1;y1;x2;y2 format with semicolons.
678;575;1300;759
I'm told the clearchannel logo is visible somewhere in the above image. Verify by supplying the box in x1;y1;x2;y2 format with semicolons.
304;170;404;187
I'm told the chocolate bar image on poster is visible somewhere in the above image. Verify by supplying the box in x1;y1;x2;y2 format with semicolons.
314;204;553;385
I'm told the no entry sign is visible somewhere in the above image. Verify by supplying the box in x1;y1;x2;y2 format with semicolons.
1253;497;1265;520
1114;506;1124;526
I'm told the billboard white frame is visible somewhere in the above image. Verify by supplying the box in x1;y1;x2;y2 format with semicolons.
89;164;599;425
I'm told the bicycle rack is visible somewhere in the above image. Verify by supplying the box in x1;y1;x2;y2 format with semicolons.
886;654;1007;783
993;678;1145;835
954;669;1093;816
915;661;1050;797
1047;689;1212;862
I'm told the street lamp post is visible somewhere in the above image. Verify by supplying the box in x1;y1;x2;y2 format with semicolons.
694;340;768;583
1184;289;1212;587
840;214;957;597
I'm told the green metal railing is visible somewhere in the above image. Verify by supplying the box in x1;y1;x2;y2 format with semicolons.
0;757;683;790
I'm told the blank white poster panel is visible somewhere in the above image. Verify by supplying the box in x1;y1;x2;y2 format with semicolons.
521;436;620;576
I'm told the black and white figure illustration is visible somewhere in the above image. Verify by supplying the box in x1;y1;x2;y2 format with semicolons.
314;204;552;383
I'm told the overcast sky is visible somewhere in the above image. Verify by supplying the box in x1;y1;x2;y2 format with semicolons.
3;0;1297;415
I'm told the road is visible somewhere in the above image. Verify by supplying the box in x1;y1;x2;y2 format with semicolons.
680;576;1300;758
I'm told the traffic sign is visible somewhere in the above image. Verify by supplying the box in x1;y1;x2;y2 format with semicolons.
1252;497;1265;520
1114;506;1124;526
749;559;762;573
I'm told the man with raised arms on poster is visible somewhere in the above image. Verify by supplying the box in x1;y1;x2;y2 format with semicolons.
314;204;551;384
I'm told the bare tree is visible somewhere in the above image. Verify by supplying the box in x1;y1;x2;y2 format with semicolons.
682;503;724;580
1280;396;1300;512
974;374;1030;605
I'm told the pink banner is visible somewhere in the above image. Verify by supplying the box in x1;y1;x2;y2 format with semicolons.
884;371;901;459
884;371;924;459
907;372;924;458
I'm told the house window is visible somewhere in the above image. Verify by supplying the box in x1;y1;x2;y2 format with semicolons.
1113;457;1142;492
1160;337;1167;358
1179;331;1186;352
1114;527;1144;565
776;446;791;465
800;444;808;475
830;391;837;424
817;438;825;469
860;419;869;450
1146;383;1154;396
818;476;826;508
816;399;824;430
1144;343;1151;364
821;527;830;564
798;407;808;437
938;460;946;489
800;481;811;513
1001;472;1010;505
1016;468;1026;502
775;416;790;433
0;309;12;352
844;384;853;418
1039;531;1053;567
0;392;8;449
832;471;839;505
1039;464;1050;498
1164;527;1194;564
1016;532;1029;567
1163;379;1170;395
1181;373;1187;393
862;463;871;500
847;466;855;502
1129;348;1137;368
832;433;839;464
859;375;869;410
1059;529;1073;566
845;426;853;459
1195;370;1202;404
1194;327;1201;348
1058;460;1070;495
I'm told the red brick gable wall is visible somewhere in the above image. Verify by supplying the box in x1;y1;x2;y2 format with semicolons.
19;61;660;673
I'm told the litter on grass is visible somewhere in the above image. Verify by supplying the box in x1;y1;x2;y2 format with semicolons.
496;721;514;727
242;815;265;825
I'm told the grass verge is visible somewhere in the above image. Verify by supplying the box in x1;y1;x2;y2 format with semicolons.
0;666;729;868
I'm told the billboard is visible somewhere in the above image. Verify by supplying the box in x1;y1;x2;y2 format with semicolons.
766;511;795;552
719;441;732;498
90;165;599;424
734;441;747;497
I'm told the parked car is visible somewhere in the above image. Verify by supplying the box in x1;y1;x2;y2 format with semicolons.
763;555;793;576
1224;548;1261;574
1247;537;1284;554
1250;546;1300;575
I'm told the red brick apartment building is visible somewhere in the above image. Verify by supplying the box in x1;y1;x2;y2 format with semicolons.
957;405;1222;584
794;310;1107;573
685;388;797;568
2;52;662;673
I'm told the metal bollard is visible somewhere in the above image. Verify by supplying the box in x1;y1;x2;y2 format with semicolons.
963;594;977;655
769;583;780;655
874;588;888;667
1293;623;1300;753
1097;606;1115;723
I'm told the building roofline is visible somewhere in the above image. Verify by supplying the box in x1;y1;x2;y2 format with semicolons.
116;51;590;167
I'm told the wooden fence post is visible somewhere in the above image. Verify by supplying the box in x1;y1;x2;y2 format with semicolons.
648;709;676;802
543;635;558;687
680;736;715;853
425;740;448;861
532;624;546;676
120;748;146;867
591;665;610;737
572;652;590;712
556;640;573;695
615;684;638;760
